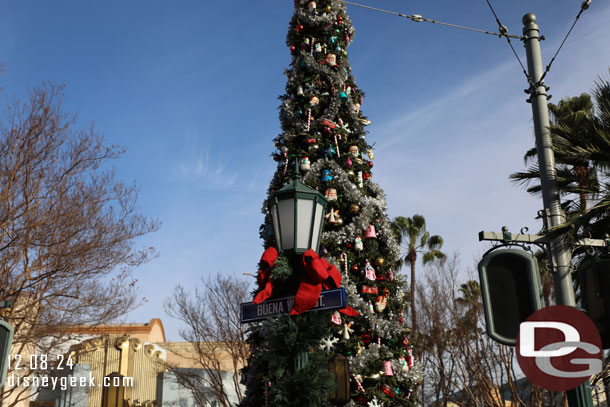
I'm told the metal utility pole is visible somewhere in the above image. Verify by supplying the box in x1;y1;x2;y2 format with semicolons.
522;13;593;407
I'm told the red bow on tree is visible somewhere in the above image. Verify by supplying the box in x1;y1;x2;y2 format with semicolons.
253;247;278;304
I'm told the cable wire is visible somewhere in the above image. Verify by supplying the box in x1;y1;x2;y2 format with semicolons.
483;0;532;85
538;0;592;85
343;1;522;39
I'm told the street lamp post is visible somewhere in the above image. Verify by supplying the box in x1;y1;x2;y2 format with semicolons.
268;179;327;255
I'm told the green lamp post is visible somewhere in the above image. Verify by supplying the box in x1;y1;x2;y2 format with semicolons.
268;180;327;255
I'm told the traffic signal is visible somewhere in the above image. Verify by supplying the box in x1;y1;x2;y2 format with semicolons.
0;318;14;387
478;249;543;345
579;257;610;348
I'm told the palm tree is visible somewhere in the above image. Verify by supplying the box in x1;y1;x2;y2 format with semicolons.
511;92;597;212
391;214;446;336
456;280;482;333
510;72;610;239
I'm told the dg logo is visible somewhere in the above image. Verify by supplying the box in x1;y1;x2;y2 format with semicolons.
516;305;602;391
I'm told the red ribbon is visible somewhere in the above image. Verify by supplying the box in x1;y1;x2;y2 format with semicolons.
290;249;341;315
253;247;278;304
253;247;359;317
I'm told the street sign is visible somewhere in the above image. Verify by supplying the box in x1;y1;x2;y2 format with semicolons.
240;287;347;323
478;249;543;346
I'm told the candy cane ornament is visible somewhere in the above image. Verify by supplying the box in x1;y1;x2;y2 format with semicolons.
352;374;365;394
306;108;312;131
334;133;341;157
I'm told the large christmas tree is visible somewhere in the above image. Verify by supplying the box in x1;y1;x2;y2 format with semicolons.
240;1;423;406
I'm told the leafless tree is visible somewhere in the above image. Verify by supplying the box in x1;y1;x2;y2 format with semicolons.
164;274;250;407
0;83;159;406
417;255;567;407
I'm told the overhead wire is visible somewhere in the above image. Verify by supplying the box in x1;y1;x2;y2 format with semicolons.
343;1;521;39
343;0;593;90
537;0;592;85
482;0;531;85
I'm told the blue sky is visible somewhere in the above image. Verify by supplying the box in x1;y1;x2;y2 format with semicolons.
1;1;609;340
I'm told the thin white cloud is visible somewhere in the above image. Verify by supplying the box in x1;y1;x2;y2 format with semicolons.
173;131;239;189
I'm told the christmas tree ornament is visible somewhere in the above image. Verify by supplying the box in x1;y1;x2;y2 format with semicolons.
346;156;353;168
375;293;387;313
363;172;371;180
383;360;394;376
306;108;312;131
349;204;360;214
388;268;394;282
296;24;304;33
319;336;339;353
331;311;342;326
364;225;377;239
350;264;359;273
366;372;381;381
374;257;385;267
352;374;366;394
407;354;414;367
343;322;353;339
354;235;363;252
325;208;339;224
309;96;319;106
280;146;288;154
368;300;374;313
346;169;355;178
353;102;361;113
297;85;304;95
357;343;362;355
326;53;337;66
300;156;311;172
399;356;409;371
315;43;322;53
360;285;378;295
302;37;310;48
321;169;333;181
364;260;376;280
324;188;337;201
290;44;296;53
308;1;316;12
339;91;348;101
368;161;374;168
335;216;344;227
367;148;374;160
348;145;359;158
357;171;364;187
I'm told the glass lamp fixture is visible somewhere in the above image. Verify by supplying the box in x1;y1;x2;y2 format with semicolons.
328;353;350;405
269;180;327;255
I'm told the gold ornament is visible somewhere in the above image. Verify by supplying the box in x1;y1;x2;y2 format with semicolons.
374;257;385;267
349;204;360;215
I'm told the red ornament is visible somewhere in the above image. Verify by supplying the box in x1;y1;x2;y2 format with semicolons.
368;161;374;168
363;173;371;180
360;333;372;344
376;273;385;282
306;138;317;144
296;24;304;33
350;264;359;273
290;45;296;53
381;384;392;396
